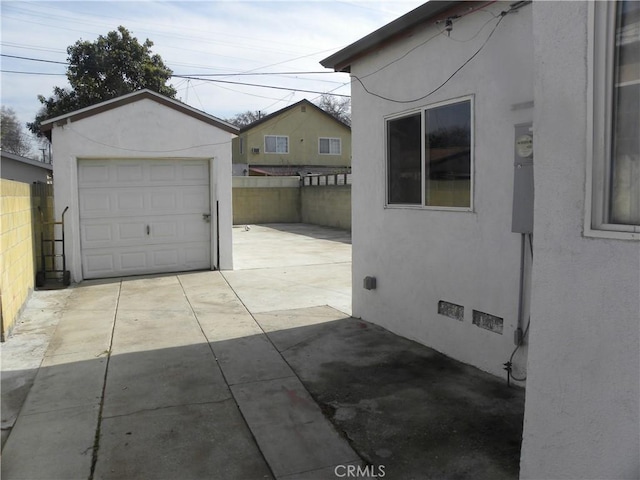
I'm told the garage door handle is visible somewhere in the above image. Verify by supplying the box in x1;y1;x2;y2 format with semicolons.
203;213;211;223
146;225;150;235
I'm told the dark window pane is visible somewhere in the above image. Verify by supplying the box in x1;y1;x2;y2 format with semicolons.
425;100;471;207
387;114;422;204
610;0;640;224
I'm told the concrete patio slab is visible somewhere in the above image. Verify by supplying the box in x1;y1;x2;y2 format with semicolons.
211;334;294;386
223;265;351;316
95;400;273;480
195;311;264;341
64;280;121;311
102;344;230;418
2;223;526;480
20;352;107;416
0;405;99;480
109;310;204;353
0;292;69;446
117;276;192;313
44;309;115;357
273;315;525;480
254;305;350;352
231;376;360;478
232;224;351;271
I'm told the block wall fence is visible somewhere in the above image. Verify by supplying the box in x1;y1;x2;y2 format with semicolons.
232;176;351;231
0;180;53;340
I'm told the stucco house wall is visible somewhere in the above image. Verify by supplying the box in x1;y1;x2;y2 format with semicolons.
348;2;533;379
47;93;236;282
324;0;639;477
519;2;639;478
232;100;351;172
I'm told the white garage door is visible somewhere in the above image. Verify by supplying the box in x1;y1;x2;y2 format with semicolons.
78;158;212;279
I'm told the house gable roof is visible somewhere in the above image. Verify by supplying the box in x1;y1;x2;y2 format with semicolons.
239;99;351;133
39;89;238;139
321;1;461;72
1;150;53;171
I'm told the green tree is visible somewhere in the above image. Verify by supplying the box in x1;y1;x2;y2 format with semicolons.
28;26;176;136
1;106;35;158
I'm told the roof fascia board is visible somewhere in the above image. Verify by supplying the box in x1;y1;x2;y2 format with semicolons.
40;89;238;134
321;1;461;72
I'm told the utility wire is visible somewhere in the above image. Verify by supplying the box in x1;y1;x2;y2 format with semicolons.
172;75;350;98
179;71;336;77
0;53;340;78
351;1;532;104
0;70;66;76
351;12;506;104
358;29;445;81
1;53;67;64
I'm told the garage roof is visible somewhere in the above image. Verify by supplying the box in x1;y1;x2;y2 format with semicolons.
320;1;460;72
39;89;238;139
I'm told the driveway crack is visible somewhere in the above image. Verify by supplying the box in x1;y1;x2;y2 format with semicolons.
88;279;121;480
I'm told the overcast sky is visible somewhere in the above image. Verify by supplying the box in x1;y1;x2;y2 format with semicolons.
1;0;426;132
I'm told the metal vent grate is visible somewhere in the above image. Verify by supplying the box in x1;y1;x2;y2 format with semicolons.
438;301;464;321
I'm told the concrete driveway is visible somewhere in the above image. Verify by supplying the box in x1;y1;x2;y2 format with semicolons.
1;224;524;480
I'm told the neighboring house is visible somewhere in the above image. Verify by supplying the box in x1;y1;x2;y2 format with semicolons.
1;151;52;183
322;1;638;479
231;99;351;176
40;89;238;282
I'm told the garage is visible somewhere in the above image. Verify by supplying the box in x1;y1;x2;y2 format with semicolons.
41;89;238;282
78;158;212;279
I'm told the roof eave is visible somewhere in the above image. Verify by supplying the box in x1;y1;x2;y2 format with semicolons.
321;1;461;72
40;89;238;136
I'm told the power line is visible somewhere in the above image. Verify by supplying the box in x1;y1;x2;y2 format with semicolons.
0;70;66;76
0;52;342;80
172;75;350;98
0;67;350;97
352;11;507;104
2;5;310;58
179;71;336;77
0;41;66;54
1;53;67;65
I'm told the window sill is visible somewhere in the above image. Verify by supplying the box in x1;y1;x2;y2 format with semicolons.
384;204;474;213
584;225;640;241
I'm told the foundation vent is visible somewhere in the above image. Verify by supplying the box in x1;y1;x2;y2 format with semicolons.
472;310;503;334
438;301;464;321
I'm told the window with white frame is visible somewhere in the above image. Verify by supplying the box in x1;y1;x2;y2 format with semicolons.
591;0;640;234
239;137;244;155
319;137;341;155
264;135;289;154
387;97;472;208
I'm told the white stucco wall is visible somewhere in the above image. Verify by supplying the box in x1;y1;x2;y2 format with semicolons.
350;2;533;379
520;2;640;478
50;97;235;282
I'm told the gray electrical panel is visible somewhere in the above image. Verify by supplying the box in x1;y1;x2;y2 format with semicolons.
511;123;534;234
